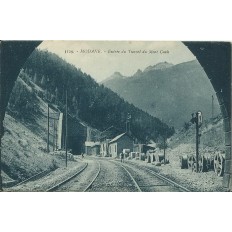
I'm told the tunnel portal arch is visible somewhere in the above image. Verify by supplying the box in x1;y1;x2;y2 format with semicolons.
0;41;231;190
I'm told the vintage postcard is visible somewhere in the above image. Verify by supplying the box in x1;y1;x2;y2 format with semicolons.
0;40;231;192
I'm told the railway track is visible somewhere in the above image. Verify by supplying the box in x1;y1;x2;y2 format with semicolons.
112;160;190;192
127;161;190;192
141;165;190;192
10;158;190;192
46;160;101;192
83;160;101;192
46;163;88;192
13;169;53;187
115;162;142;192
86;158;142;192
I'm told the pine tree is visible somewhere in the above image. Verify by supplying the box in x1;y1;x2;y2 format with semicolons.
55;87;58;104
41;75;46;87
21;48;175;142
33;73;39;84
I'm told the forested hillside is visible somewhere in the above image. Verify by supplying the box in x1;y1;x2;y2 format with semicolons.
21;49;174;142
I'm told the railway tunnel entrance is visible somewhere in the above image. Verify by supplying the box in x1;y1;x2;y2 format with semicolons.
64;115;87;155
0;41;231;190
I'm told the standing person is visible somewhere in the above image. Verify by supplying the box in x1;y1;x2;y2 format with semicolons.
121;152;124;163
81;152;84;158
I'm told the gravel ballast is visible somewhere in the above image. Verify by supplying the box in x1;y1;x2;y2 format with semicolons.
7;160;87;192
124;151;224;192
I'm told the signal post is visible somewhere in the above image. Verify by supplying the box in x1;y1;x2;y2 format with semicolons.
191;111;203;172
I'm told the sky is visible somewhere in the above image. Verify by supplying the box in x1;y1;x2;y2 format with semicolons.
38;41;196;82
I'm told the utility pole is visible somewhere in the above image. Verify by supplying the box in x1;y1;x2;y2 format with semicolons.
65;89;68;168
163;134;166;165
55;119;57;150
212;95;214;118
126;113;131;134
47;104;50;153
53;119;55;151
128;117;131;134
196;112;199;172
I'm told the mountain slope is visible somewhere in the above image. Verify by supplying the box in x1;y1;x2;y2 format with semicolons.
103;60;220;128
22;49;174;142
2;73;63;182
144;61;174;72
102;71;126;82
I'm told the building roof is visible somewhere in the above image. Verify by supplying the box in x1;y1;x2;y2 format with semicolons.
91;142;100;148
109;132;129;143
100;126;122;141
85;141;95;147
147;143;156;148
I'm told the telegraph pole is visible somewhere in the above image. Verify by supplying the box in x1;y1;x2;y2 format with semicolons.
55;119;57;150
47;104;50;153
126;113;131;134
65;89;68;167
212;95;214;118
128;117;131;134
196;112;199;172
53;119;55;151
163;134;166;165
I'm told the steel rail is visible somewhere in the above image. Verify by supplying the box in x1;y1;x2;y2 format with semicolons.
13;170;52;187
125;161;191;192
46;162;88;192
83;160;101;192
112;161;142;192
143;166;191;192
